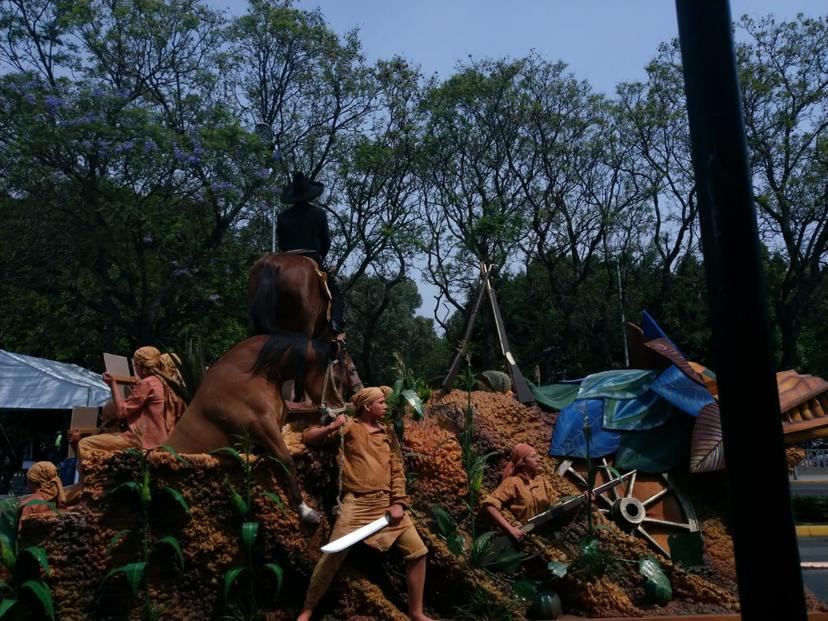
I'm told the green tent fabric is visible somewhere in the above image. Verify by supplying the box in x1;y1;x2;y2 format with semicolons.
577;369;659;400
613;411;694;473
528;381;580;410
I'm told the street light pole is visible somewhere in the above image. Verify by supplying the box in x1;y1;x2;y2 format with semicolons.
254;122;277;253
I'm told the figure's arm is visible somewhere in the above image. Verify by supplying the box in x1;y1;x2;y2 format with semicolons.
481;480;525;542
484;504;525;542
302;414;346;447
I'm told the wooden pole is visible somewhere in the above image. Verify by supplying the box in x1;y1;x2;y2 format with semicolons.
675;2;806;619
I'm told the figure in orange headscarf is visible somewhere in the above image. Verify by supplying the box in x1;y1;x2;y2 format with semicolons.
20;461;67;520
296;386;434;621
481;443;560;542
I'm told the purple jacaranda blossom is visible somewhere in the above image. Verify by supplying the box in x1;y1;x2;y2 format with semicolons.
172;142;184;160
114;140;134;154
117;87;131;99
254;168;270;180
23;93;36;105
185;154;201;165
81;139;94;151
211;181;233;191
44;95;65;113
143;138;158;153
91;87;104;99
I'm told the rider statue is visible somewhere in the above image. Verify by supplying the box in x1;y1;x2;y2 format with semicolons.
277;171;345;336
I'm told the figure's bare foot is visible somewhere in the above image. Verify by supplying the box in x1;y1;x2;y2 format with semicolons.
296;608;313;621
409;613;436;621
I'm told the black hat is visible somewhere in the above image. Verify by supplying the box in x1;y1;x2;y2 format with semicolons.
281;171;324;204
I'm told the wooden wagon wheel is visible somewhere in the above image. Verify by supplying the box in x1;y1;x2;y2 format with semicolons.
555;457;699;558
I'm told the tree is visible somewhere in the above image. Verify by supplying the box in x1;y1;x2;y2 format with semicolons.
738;14;828;369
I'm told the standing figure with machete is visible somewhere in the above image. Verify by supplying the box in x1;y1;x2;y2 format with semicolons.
296;386;434;621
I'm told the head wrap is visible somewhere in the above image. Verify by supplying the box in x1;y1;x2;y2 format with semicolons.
502;443;535;479
26;461;66;505
159;352;183;384
352;386;392;413
133;346;162;372
135;347;186;433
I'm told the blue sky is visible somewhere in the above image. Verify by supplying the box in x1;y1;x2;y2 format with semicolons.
205;1;827;319
209;1;827;95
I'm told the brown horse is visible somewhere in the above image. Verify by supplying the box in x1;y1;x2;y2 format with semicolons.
249;253;363;402
168;332;334;524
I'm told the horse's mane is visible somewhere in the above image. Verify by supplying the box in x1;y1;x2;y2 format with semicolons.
249;331;328;393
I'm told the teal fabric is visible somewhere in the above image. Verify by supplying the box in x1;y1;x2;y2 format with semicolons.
602;390;673;431
613;411;694;473
528;381;581;410
576;369;659;400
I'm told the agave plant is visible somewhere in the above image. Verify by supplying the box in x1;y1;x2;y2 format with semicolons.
101;447;190;621
0;497;54;621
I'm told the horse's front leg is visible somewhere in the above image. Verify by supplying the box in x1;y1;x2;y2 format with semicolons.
251;405;320;526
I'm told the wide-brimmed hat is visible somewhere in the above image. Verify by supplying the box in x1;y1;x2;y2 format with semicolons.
281;171;324;204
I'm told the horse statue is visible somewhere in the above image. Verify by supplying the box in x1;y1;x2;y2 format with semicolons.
249;252;364;403
168;332;335;524
167;254;363;525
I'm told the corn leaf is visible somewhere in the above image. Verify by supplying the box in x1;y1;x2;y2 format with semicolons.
107;481;141;500
21;580;55;620
211;447;245;467
155;536;185;569
242;522;259;560
0;580;10;594
160;486;190;515
400;389;424;419
0;533;16;570
227;485;248;517
223;566;246;601
0;599;16;618
260;491;286;513
261;563;283;596
108;530;130;554
155;445;190;467
104;561;146;597
20;546;50;576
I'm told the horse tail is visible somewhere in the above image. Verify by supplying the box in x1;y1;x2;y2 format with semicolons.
249;261;281;336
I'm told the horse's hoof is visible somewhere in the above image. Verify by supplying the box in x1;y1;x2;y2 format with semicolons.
298;502;321;525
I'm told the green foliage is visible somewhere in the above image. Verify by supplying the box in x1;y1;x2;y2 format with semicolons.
457;363;497;511
467;531;527;575
216;437;286;620
453;585;516;621
639;556;672;605
0;498;55;621
101;448;189;620
429;506;465;556
385;352;429;441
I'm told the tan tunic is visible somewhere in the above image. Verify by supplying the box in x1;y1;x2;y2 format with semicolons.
482;473;559;523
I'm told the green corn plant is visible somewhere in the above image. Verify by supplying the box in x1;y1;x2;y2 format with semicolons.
0;498;55;621
467;531;527;575
430;506;465;556
385;352;428;442
213;436;286;621
101;447;190;621
458;360;496;513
